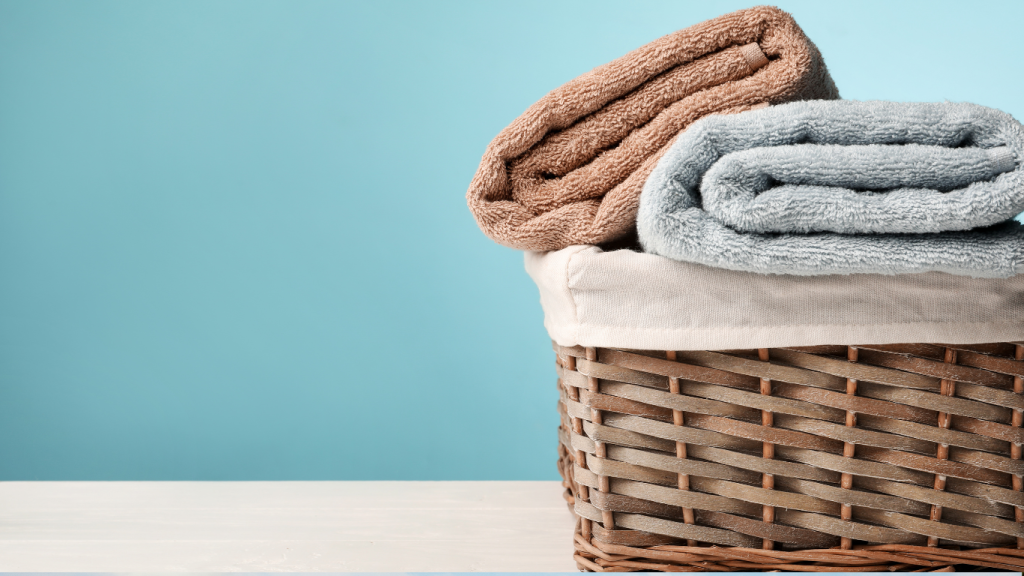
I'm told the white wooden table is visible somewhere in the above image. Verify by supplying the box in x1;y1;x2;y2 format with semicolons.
0;481;578;571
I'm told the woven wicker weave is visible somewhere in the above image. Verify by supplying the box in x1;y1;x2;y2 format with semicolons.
555;341;1024;571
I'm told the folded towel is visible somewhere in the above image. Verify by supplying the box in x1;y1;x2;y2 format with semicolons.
467;5;839;251
638;100;1024;277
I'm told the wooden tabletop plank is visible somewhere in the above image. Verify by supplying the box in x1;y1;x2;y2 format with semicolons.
0;481;577;572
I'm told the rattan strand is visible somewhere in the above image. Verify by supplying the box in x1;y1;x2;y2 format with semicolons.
555;341;1024;572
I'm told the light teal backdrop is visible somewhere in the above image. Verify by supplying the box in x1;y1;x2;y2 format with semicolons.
2;0;1023;480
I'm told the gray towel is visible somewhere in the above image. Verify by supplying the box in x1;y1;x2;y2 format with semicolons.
637;100;1024;277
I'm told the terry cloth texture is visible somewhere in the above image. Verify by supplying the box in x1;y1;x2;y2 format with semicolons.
526;246;1024;351
638;100;1024;277
467;5;839;251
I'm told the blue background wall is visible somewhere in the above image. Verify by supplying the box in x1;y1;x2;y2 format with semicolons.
2;0;1022;480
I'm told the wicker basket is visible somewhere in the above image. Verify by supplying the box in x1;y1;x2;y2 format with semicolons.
555;341;1024;571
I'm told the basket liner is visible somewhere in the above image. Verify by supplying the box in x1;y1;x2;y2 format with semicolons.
526;245;1024;351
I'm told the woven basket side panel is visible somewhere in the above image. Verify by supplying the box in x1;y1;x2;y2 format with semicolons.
555;342;1024;571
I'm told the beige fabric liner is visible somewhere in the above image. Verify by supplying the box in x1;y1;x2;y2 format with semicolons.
525;246;1024;350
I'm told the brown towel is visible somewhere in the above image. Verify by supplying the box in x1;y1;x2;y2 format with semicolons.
466;5;840;251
